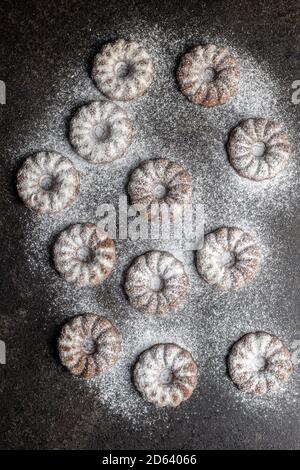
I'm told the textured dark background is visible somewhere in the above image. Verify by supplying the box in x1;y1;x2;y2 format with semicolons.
0;0;300;450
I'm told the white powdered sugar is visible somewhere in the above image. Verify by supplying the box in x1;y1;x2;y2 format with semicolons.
10;19;299;428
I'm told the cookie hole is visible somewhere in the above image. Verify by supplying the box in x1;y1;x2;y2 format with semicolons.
77;247;95;263
40;175;55;191
153;184;167;200
202;67;217;83
83;337;97;355
160;368;173;385
221;251;236;268
94;124;111;142
253;356;267;372
116;61;132;79
150;275;164;292
251;142;266;158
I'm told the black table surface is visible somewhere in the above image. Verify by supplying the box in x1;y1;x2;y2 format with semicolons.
0;0;299;450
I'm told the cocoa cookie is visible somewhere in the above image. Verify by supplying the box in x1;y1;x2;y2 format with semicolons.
58;314;121;379
227;118;292;181
177;44;240;106
17;152;80;214
53;223;116;287
196;227;261;291
92;39;154;101
133;343;198;407
228;332;293;396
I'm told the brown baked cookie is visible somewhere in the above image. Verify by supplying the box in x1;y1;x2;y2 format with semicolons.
58;314;121;379
228;332;293;395
92;39;154;101
69;101;132;164
53;223;116;287
124;250;189;315
227;118;292;181
196;227;261;291
127;158;192;222
177;44;240;106
133;343;198;407
17;152;80;214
